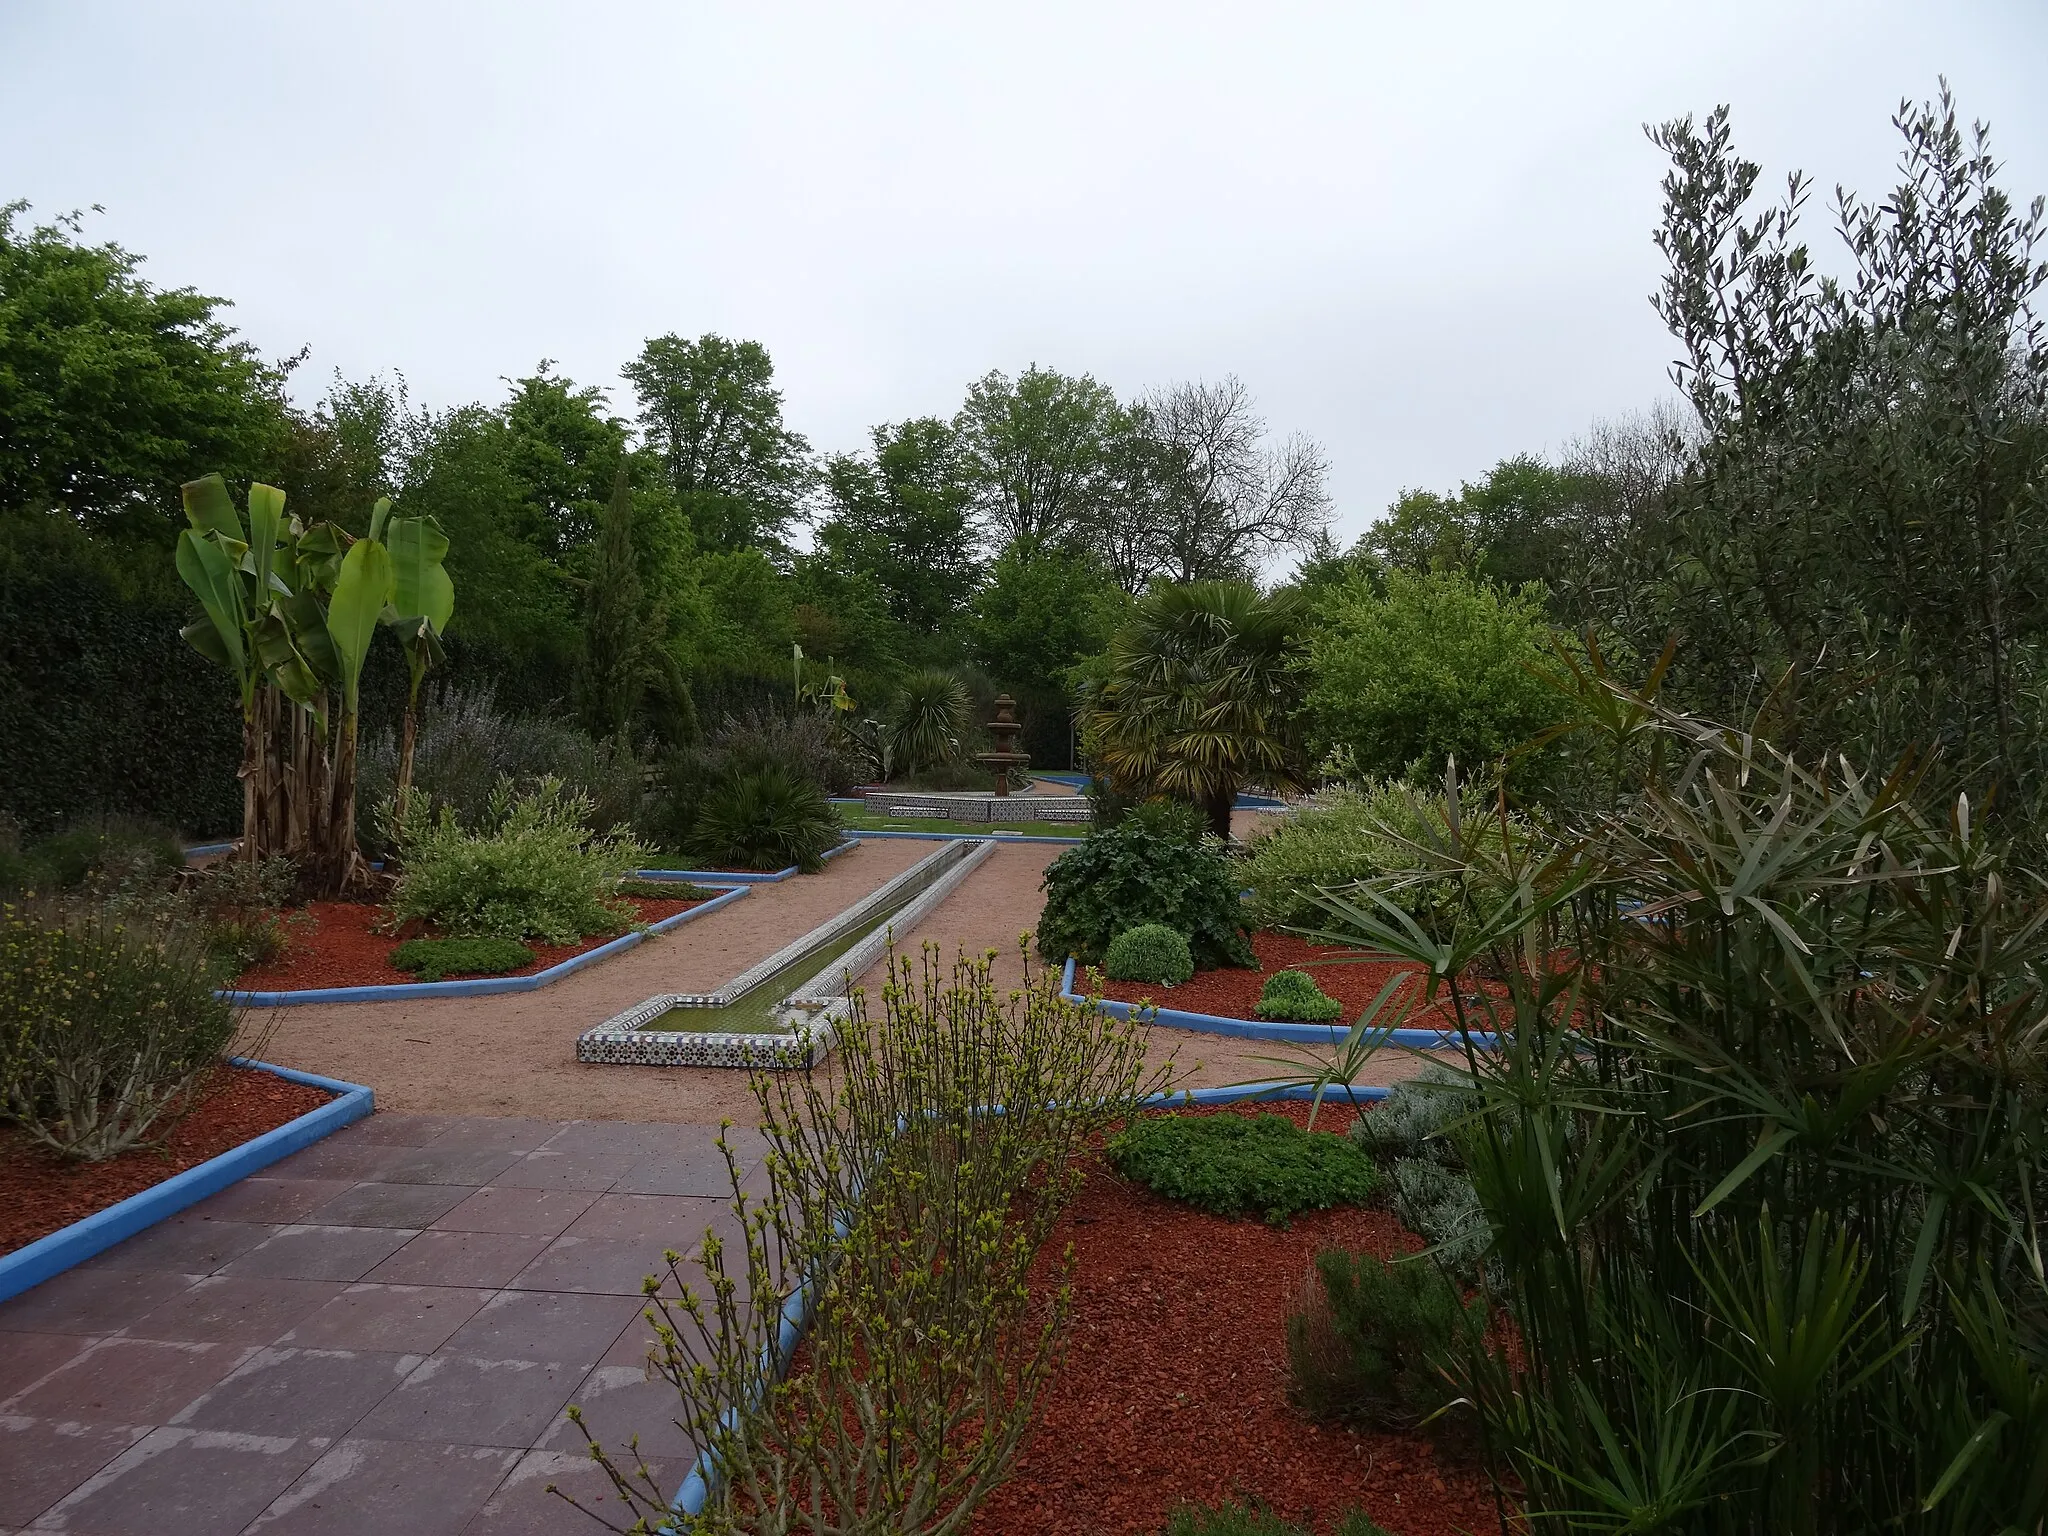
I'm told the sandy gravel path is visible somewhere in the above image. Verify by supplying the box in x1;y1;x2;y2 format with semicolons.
261;837;934;1123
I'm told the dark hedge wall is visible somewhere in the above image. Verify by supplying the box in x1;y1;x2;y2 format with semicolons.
0;516;242;840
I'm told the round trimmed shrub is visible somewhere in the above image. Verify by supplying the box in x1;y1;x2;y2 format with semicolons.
1102;923;1194;986
1254;969;1343;1022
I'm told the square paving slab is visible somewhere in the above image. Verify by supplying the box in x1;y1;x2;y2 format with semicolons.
0;1114;756;1533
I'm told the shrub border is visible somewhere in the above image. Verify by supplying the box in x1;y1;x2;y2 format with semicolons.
0;1059;374;1304
1059;957;1502;1050
632;836;861;884
664;1077;1391;1522
222;884;751;1007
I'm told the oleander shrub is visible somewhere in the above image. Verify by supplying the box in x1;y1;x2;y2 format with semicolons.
1102;923;1194;986
1164;1502;1393;1536
1037;806;1254;970
389;935;536;981
0;898;252;1161
1285;1247;1478;1427
386;776;646;943
686;764;841;873
1107;1111;1379;1225
1253;969;1342;1022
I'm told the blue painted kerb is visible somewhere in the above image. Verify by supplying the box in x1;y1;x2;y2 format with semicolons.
1058;956;1502;1051
223;882;751;1006
0;1059;373;1304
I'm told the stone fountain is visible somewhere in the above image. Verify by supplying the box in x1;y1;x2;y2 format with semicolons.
973;693;1031;797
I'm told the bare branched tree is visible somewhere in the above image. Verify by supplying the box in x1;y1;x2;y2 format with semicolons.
1124;377;1333;584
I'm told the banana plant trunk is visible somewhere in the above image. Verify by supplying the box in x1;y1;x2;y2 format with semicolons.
396;705;419;819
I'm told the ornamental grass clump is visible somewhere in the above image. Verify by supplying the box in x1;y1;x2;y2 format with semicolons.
686;764;841;874
0;898;262;1161
1253;969;1341;1022
386;776;646;944
556;941;1173;1535
1103;922;1194;986
1108;1111;1379;1225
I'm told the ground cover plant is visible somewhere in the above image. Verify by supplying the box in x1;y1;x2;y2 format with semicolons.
1108;1110;1379;1225
1102;921;1194;986
1307;656;2048;1531
558;941;1173;1533
0;897;263;1161
388;935;535;981
1254;968;1342;1022
386;775;646;943
1037;802;1254;968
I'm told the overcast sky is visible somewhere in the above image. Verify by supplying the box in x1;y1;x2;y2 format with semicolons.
5;2;2044;552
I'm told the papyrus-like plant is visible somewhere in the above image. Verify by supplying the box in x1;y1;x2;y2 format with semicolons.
556;942;1172;1535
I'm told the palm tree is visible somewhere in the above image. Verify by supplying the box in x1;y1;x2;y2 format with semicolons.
1083;580;1307;837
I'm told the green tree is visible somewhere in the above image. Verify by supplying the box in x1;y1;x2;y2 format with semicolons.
967;536;1126;699
1084;580;1308;837
1303;566;1564;784
1363;456;1598;594
815;417;979;638
0;203;284;534
954;366;1126;547
501;363;626;555
623;333;813;551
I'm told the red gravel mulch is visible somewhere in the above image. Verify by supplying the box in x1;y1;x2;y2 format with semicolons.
969;1100;1499;1536
1090;932;1493;1032
0;1063;335;1253
234;894;713;991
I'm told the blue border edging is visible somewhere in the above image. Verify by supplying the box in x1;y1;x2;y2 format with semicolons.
662;1074;1385;1524
223;883;751;1007
1058;957;1502;1051
0;1059;374;1304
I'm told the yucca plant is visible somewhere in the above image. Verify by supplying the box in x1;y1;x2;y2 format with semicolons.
887;668;971;779
1292;653;2048;1533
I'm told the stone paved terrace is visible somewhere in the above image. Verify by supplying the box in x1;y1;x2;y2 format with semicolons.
0;1113;759;1534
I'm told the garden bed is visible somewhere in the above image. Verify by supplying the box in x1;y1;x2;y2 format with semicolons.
1090;932;1477;1028
0;1063;336;1253
968;1100;1494;1536
234;893;715;991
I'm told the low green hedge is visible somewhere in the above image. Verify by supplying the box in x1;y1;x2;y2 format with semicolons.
1107;1111;1380;1225
389;935;536;982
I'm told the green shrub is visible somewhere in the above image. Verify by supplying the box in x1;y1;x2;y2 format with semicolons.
0;814;185;894
614;878;720;901
1107;1111;1379;1225
1037;809;1253;970
1285;1247;1478;1427
389;935;536;981
1239;780;1513;934
0;898;250;1161
1303;565;1566;787
686;764;842;873
358;683;645;856
1164;1502;1393;1536
183;856;300;974
387;776;646;943
1353;1068;1495;1285
1351;1063;1481;1164
642;708;861;852
1102;923;1194;986
1254;969;1342;1022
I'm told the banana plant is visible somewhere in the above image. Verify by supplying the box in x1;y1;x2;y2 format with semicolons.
173;474;451;895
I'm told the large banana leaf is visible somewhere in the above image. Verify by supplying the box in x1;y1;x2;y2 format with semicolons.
174;529;252;706
385;516;454;632
244;483;288;604
181;473;247;544
281;589;342;683
326;538;393;712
